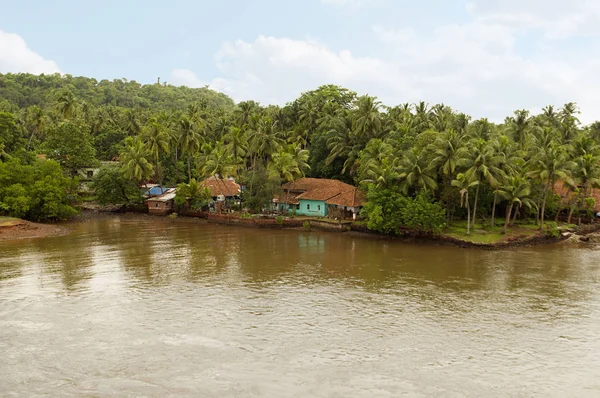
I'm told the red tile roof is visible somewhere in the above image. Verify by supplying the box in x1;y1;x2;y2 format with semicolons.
200;176;240;197
279;178;364;208
554;182;600;211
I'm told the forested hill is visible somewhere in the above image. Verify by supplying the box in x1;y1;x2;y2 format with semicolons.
0;73;234;111
2;72;600;234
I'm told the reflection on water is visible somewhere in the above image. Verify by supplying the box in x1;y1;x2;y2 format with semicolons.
1;215;600;396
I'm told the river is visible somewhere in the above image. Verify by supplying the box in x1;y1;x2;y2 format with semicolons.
1;215;600;397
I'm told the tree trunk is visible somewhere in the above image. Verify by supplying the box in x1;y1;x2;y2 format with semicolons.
466;196;471;235
490;191;498;228
446;177;452;228
503;203;513;234
472;182;480;229
187;155;192;183
539;183;550;232
567;206;574;224
511;205;519;225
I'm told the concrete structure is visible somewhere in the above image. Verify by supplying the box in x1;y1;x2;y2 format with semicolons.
274;178;364;219
146;188;176;215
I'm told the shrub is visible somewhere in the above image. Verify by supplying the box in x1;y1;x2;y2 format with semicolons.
543;221;560;238
275;215;284;225
303;220;311;231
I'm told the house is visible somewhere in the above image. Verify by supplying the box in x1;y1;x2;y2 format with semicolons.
146;188;177;215
200;176;241;202
274;178;365;220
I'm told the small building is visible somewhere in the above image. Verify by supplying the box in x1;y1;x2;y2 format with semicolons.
146;188;177;215
275;178;365;220
199;176;241;212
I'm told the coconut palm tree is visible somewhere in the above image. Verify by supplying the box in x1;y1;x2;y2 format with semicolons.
178;116;204;182
142;118;170;182
505;109;533;149
498;176;535;234
55;90;78;120
397;148;437;195
120;137;154;184
353;95;384;142
452;173;478;235
198;141;236;179
527;143;574;231
223;126;248;173
464;139;503;228
428;130;469;225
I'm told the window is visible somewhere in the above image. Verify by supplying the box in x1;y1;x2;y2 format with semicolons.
87;170;94;179
318;205;321;211
296;204;300;210
155;203;159;208
307;204;310;210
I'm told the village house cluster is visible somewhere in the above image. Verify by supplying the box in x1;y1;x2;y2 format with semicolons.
145;177;364;220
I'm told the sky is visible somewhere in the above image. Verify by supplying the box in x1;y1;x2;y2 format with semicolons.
1;0;600;123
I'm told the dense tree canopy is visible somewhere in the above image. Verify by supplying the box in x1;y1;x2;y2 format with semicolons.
1;72;600;232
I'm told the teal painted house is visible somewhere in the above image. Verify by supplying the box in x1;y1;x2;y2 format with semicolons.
275;178;365;220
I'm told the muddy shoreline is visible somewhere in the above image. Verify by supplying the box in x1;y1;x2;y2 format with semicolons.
0;219;71;241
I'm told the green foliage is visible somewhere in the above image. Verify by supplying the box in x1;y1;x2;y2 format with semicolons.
45;121;97;172
275;215;284;225
0;158;78;221
175;179;211;210
360;187;408;235
303;220;311;231
241;164;282;214
0;111;23;154
91;166;142;205
543;221;560;238
400;192;446;234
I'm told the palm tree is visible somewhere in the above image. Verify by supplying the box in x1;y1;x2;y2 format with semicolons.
198;141;236;179
527;143;574;231
505;109;533;149
429;130;469;226
498;176;535;234
353;96;384;142
120;137;154;184
452;173;478;235
397;148;437;195
569;153;600;224
55;90;78;120
123;109;142;136
223;126;248;174
23;106;46;152
464;139;503;228
178;116;204;182
142;118;170;182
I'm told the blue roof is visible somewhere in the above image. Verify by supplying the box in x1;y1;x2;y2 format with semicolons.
145;186;170;196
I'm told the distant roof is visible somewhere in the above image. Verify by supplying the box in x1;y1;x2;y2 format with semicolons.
147;188;177;202
200;176;240;197
145;186;170;196
554;182;600;211
278;178;364;207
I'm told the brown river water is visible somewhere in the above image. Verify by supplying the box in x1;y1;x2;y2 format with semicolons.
1;215;600;397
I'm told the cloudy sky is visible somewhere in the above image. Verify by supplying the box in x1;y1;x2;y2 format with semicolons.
1;0;600;123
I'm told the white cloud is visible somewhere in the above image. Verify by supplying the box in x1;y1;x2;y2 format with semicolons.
372;25;414;42
0;30;60;74
171;68;205;87
173;2;600;124
467;0;600;38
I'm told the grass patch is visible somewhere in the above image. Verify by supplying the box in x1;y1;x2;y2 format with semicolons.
0;216;22;227
444;220;540;244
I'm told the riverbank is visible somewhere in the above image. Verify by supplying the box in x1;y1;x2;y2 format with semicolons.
0;217;71;241
72;208;600;249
